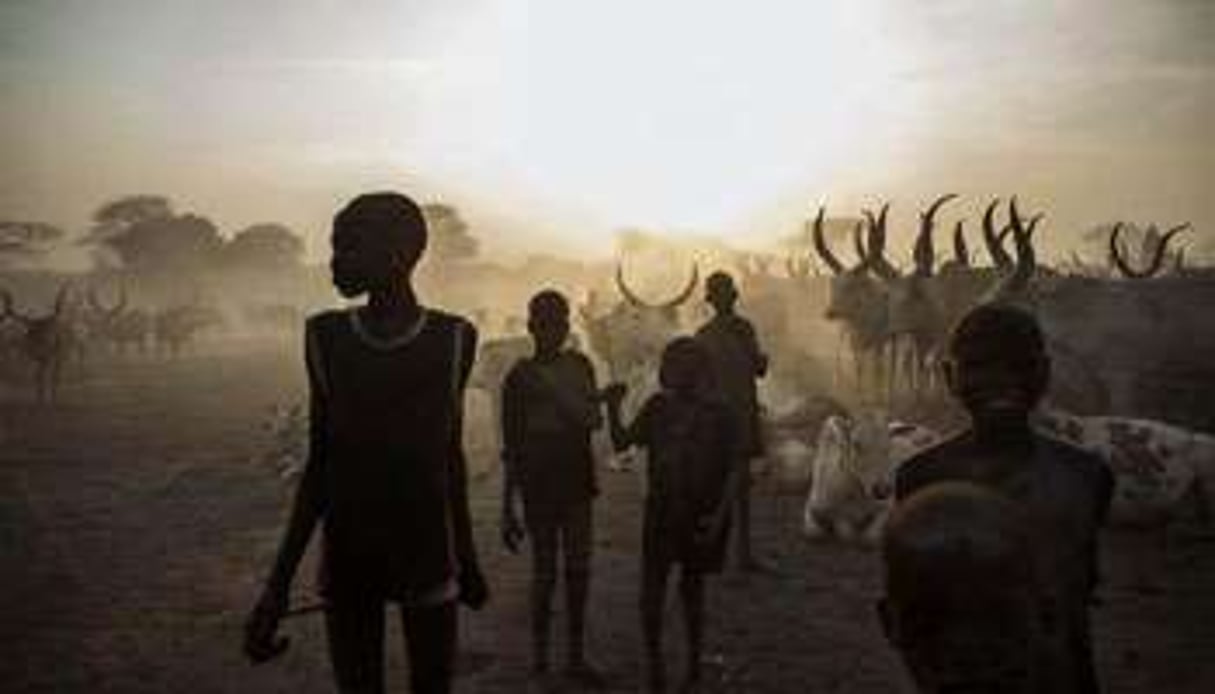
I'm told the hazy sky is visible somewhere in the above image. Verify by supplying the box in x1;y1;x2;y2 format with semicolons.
1;0;1211;260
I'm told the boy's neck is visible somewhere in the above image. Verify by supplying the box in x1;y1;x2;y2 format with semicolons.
533;346;563;362
970;415;1034;449
366;284;419;318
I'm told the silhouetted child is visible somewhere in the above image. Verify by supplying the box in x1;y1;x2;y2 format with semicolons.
603;337;741;693
694;271;768;572
499;289;606;684
895;303;1114;693
243;192;487;694
880;482;1060;693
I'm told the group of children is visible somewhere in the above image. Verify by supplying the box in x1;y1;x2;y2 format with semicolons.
499;283;760;692
244;191;1113;694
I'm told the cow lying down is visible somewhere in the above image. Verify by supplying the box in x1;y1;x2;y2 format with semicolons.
802;412;938;544
802;410;1215;544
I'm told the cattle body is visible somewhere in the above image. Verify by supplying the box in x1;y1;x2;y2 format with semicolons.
1035;410;1214;528
577;264;698;414
1011;271;1215;432
802;412;939;543
811;208;890;400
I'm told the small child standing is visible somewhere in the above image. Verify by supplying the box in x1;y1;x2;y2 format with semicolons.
603;337;741;693
499;290;606;684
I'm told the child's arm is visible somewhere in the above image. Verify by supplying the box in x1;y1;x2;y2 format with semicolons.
499;366;525;552
247;321;328;662
603;384;646;452
262;323;329;598
698;407;745;542
739;319;769;378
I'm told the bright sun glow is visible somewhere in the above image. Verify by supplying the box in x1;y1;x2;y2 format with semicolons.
411;0;907;241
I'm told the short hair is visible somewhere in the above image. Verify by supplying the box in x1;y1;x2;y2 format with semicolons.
528;289;570;320
883;482;1038;602
334;192;428;262
659;336;708;388
706;271;736;294
948;302;1045;360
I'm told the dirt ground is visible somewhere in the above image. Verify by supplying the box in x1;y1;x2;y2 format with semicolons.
2;344;1213;693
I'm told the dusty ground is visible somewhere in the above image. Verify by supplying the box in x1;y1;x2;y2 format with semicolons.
1;344;1213;693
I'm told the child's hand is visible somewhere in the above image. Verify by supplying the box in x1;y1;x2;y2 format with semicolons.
599;383;627;404
458;566;490;610
501;509;525;554
243;587;290;664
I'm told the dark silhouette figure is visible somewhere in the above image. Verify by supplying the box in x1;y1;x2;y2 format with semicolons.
693;271;769;572
895;303;1114;693
499;289;607;685
243;192;487;694
879;482;1059;693
603;337;742;693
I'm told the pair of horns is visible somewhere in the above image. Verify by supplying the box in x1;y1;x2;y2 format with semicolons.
615;263;700;310
1108;222;1189;279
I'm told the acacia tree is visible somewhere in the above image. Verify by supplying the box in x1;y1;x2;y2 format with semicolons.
221;223;305;272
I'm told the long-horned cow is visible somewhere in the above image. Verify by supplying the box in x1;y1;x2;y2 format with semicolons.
811;206;889;400
994;208;1214;431
858;195;958;397
578;262;699;413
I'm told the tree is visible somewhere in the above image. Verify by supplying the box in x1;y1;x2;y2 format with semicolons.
0;221;65;268
421;203;479;261
221;224;305;272
80;195;225;277
103;213;225;276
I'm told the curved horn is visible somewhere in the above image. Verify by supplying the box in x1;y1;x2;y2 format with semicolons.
659;263;700;310
811;206;844;275
915;194;957;276
1108;223;1141;279
615;263;653;308
1024;213;1044;243
1110;222;1188;279
995;219;1036;297
953;220;970;266
982;199;1013;269
865;204;900;280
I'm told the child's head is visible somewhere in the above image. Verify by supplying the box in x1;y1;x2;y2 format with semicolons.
658;336;708;394
879;482;1054;694
705;271;738;314
527;289;570;355
943;303;1049;427
329;192;428;298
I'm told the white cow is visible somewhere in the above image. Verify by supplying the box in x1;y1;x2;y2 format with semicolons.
802;411;939;543
1034;411;1214;528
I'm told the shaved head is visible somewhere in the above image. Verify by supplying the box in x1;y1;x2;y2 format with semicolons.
879;482;1054;694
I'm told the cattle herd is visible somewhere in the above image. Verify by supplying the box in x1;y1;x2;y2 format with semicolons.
3;194;1212;539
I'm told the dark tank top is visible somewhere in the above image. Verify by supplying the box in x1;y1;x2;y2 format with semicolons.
306;307;473;601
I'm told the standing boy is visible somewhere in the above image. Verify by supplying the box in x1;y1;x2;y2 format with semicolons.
694;271;768;572
499;289;606;684
243;192;488;694
603;337;741;693
895;303;1114;693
